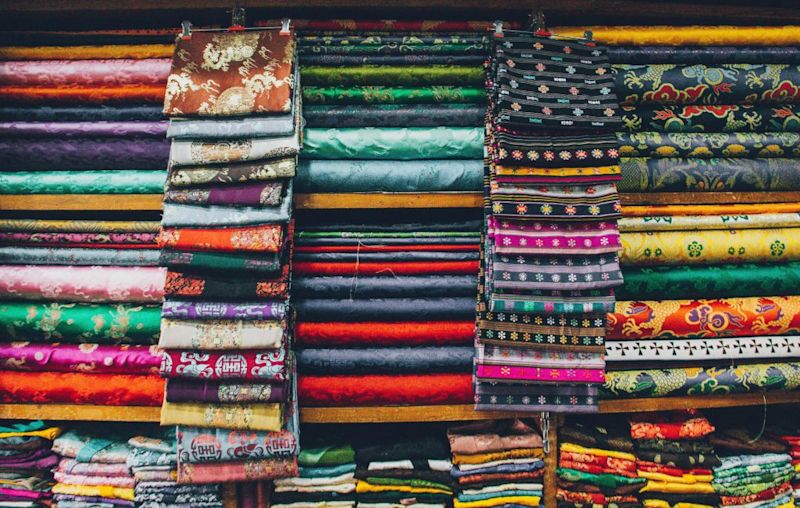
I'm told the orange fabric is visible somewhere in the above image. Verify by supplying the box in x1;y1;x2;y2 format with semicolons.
0;85;165;104
622;203;800;217
299;373;473;406
158;224;283;253
0;371;164;405
0;44;174;60
293;261;479;276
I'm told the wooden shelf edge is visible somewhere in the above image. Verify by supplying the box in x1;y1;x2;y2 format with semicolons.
0;194;164;211
295;192;482;209
598;390;800;413
300;404;521;423
0;404;161;422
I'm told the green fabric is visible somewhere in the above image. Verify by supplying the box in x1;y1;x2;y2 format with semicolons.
364;477;453;491
160;249;282;273
714;464;793;483
0;420;46;433
556;468;645;489
302;127;483;160
303;86;485;104
297;43;482;54
301;65;483;86
297;444;355;467
0;170;166;194
0;302;161;344
298;463;356;478
618;262;800;300
713;472;795;496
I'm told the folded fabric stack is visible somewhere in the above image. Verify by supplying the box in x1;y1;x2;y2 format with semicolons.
557;418;644;507
272;441;358;508
51;429;139;508
0;420;61;507
559;25;800;399
354;433;454;508
630;410;721;508
476;28;624;412
129;430;224;508
773;428;800;505
449;419;545;508
158;26;301;483
292;19;494;406
711;427;795;508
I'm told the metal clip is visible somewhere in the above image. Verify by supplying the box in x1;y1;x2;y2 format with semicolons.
180;20;192;40
280;18;291;36
493;20;504;39
541;411;551;455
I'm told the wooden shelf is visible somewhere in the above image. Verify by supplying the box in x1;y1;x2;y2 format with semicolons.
295;192;482;209
621;192;800;206
0;194;164;211
1;392;799;423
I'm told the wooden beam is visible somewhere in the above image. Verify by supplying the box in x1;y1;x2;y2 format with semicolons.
621;191;800;206
300;404;521;423
0;194;164;211
0;404;161;422
599;390;800;413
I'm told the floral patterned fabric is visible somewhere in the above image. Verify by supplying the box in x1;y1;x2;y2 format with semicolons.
0;343;161;375
302;86;485;104
302;127;483;159
158;318;284;350
303;104;484;128
177;426;297;464
0;371;164;405
0;170;165;194
301;65;483;86
157;224;283;253
619;105;800;133
167;157;296;188
618;132;800;158
159;350;286;381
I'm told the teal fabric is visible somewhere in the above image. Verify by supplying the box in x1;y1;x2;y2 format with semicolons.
0;170;166;194
296;159;483;193
302;127;483;159
457;490;543;502
298;463;356;478
0;247;160;266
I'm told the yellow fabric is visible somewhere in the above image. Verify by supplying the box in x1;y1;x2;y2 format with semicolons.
622;203;800;218
560;443;636;462
639;480;715;494
160;401;282;432
775;501;794;508
454;496;542;508
794;462;800;473
643;500;713;508
638;471;713;484
356;481;450;495
0;427;61;440
494;165;619;177
620;227;800;265
550;26;800;46
0;44;173;60
52;483;134;501
453;448;544;465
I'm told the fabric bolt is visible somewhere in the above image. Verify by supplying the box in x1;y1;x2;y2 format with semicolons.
630;410;715;439
619;105;800;133
0;219;161;233
161;301;285;320
158;223;283;253
618;132;800;158
475;364;605;383
161;194;292;227
160;401;282;432
296;159;482;192
168;134;300;167
0;120;167;137
296;346;473;374
608;46;800;64
158;318;284;350
177;457;298;484
476;307;607;350
477;345;605;369
167;157;296;188
0;44;173;60
618;213;800;232
300;54;485;66
293;275;477;298
294;321;474;347
624;203;800;218
0;247;160;266
302;86;485;104
298;373;473;406
177;426;297;464
164;180;285;207
0;265;165;303
303;104;485;127
0;343;160;375
552;26;800;46
0;371;164;405
0;84;165;104
301;65;482;86
160;249;283;273
490;252;623;291
487;287;616;315
163;269;288;300
294;251;478;261
0;138;169;170
294;297;475;321
0;231;157;245
493;132;620;168
163;30;294;116
488;218;622;256
302;127;483;159
293;260;477;276
0;58;169;86
168;115;294;139
159;350;286;381
165;379;286;403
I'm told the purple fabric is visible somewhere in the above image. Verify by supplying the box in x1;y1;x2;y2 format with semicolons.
164;180;284;207
0;59;170;86
0;449;59;469
165;378;286;403
0;121;167;138
0;138;169;170
0;343;161;375
0;487;49;500
161;301;286;320
54;494;135;507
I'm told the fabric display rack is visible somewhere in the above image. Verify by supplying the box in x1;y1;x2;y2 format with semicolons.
2;1;800;508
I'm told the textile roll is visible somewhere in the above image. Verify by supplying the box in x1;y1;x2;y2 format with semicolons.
618;158;800;192
158;224;283;253
297;33;488;45
552;26;800;46
0;44;174;60
619;105;800;133
0;58;170;85
165;379;286;403
303;104;485;127
0;170;166;194
177;457;298;484
297;44;487;55
618;263;800;300
488;219;621;256
302;127;483;159
609;296;800;340
302;86;485;104
160;301;285;321
622;203;800;217
607;46;800;64
167;115;294;140
161;194;292;227
0;105;164;122
163;269;288;300
0;371;164;405
618;213;800;232
158;319;284;350
0;138;170;170
292;275;477;298
0;302;161;343
301;65;483;86
166;157;296;188
289;19;511;31
618;132;800;158
620;227;800;265
0;85;165;104
160;401;282;432
297;373;473;406
601;362;800;399
295;298;476;321
294;321;474;347
159;350;286;381
0;265;166;303
168;134;300;168
295;159;482;192
0;121;167;137
300;54;485;66
474;384;598;412
160;249;283;273
294;250;478;261
0;247;160;266
293;261;478;276
0;219;161;233
476;345;605;369
163;181;285;207
296;346;474;374
0;343;161;375
605;336;800;361
177;426;297;464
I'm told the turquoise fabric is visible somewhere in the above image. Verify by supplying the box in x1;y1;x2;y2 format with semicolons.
302;127;483;159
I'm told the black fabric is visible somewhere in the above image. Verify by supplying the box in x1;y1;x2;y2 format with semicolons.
292;275;478;298
294;297;476;321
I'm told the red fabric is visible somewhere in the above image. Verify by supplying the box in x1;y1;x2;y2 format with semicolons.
298;373;473;406
560;451;636;472
636;460;712;477
457;469;544;485
630;410;715;440
295;321;475;347
294;245;479;253
720;482;792;506
0;371;164;405
293;261;478;276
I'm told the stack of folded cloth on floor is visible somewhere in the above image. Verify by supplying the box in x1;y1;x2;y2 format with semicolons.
272;441;357;508
711;426;795;508
772;425;800;505
0;420;61;507
449;419;545;508
557;417;644;507
565;25;800;400
476;28;624;412
0;29;171;197
354;432;454;508
294;209;479;406
51;429;138;508
630;410;720;508
157;25;301;483
128;430;224;508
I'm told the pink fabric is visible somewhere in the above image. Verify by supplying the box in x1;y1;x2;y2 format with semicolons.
53;471;135;488
0;265;165;302
0;343;161;375
488;217;621;255
475;364;606;383
0;59;170;86
57;458;132;477
0;232;157;244
0;487;47;500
